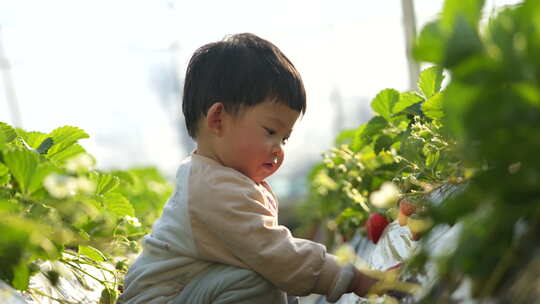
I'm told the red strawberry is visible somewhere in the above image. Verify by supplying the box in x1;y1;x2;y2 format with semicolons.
366;213;389;244
399;200;416;216
398;200;416;226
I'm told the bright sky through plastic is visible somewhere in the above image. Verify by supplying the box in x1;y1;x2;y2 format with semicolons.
0;0;522;189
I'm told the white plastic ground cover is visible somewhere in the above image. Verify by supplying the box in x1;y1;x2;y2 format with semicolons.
307;184;466;304
21;257;115;304
0;280;29;304
4;254;114;304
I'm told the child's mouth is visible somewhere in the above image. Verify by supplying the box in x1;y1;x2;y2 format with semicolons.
263;163;274;169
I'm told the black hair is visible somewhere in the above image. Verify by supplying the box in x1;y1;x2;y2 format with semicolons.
182;33;307;138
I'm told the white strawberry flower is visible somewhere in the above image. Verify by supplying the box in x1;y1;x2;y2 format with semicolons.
123;216;141;227
44;173;78;198
75;177;96;194
65;153;95;173
370;182;400;209
44;174;96;198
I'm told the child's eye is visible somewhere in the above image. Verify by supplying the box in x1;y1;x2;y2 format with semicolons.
264;127;276;135
282;136;289;145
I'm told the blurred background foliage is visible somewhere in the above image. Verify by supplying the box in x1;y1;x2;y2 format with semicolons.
0;122;172;302
299;0;540;301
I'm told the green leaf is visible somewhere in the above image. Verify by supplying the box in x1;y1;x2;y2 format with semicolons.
79;245;107;263
353;116;388;151
0;123;17;150
0;163;10;186
374;135;394;154
18;131;49;149
3;149;55;195
111;170;137;186
36;138;54;154
444;15;483;67
11;260;30;290
103;193;135;218
512;82;540;107
370;89;400;121
400;133;424;165
422;92;445;120
350;124;367;152
389;115;411;131
335;128;357;145
418;67;445;99
441;0;484;33
413;21;445;64
46;126;89;163
90;172;120;195
0;122;17;143
443;82;480;138
363;116;389;140
49;143;86;164
394;92;424;114
426;150;441;169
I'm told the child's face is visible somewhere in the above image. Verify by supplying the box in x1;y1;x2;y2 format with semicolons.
220;100;300;184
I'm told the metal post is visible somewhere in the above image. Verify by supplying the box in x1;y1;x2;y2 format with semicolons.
0;25;23;127
401;0;420;91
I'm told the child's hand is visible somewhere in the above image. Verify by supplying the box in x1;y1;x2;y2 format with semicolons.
348;265;421;298
347;267;378;297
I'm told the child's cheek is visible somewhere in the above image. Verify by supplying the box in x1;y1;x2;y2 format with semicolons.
276;157;284;171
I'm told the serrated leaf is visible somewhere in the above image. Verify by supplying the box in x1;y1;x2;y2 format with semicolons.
18;131;49;149
36;138;54;154
46;126;89;162
371;89;400;121
394;92;424;114
422;92;445;120
79;245;106;262
418;66;444;99
3;149;55;195
103;193;134;218
90;172;120;195
48;143;86;164
0;122;17;143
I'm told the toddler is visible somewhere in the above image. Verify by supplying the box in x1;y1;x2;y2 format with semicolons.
118;33;382;304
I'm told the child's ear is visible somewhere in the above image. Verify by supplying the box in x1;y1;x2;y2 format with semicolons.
206;102;225;136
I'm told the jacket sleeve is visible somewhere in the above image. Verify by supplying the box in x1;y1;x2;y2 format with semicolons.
188;170;352;298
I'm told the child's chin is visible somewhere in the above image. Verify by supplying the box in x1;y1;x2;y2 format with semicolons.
253;170;274;183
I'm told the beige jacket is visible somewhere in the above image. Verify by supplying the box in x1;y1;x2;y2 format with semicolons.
118;154;352;303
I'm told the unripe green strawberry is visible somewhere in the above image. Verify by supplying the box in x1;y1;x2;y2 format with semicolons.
99;287;117;304
407;215;433;241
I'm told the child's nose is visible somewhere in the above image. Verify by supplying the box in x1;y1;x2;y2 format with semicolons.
271;144;284;158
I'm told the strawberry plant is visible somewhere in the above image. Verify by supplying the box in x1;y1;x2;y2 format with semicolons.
302;0;540;301
301;64;459;244
0;122;172;302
